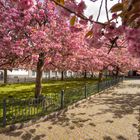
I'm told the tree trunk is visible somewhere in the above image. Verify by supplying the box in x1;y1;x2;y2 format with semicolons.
61;71;64;81
70;71;72;78
115;67;119;78
98;71;103;82
84;70;87;79
4;69;7;84
91;72;93;78
35;53;45;98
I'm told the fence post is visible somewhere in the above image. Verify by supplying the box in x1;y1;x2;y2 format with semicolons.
3;98;6;127
97;82;100;92
60;90;64;109
85;84;87;98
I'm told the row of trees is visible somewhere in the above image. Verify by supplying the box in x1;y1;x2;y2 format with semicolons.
0;0;140;98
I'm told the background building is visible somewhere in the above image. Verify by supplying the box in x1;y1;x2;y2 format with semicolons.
0;69;75;83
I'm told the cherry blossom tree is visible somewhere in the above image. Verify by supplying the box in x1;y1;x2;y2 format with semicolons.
0;0;59;97
0;0;88;97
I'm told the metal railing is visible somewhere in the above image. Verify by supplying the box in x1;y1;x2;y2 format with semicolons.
0;76;123;127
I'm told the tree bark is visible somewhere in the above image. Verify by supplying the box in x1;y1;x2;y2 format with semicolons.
35;53;45;98
91;72;93;78
115;66;119;78
61;71;64;80
84;70;87;78
4;69;7;84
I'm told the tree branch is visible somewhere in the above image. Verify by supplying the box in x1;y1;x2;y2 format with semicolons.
96;0;104;22
105;0;109;22
108;36;119;54
51;0;106;26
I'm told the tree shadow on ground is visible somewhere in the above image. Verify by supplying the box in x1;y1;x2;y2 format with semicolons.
94;92;140;119
116;135;128;140
4;131;23;137
3;128;46;140
43;106;93;129
103;135;128;140
83;82;140;119
20;132;32;140
126;83;140;89
103;136;113;140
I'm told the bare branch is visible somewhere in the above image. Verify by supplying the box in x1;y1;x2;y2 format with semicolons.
105;0;109;22
108;36;119;54
96;0;104;22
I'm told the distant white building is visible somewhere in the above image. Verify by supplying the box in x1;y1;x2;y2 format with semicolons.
7;69;29;78
0;69;75;83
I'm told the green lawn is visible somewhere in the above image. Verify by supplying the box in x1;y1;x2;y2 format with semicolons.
0;78;98;101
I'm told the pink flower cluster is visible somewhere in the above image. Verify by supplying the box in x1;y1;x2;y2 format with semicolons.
77;0;86;14
125;28;140;57
18;0;34;10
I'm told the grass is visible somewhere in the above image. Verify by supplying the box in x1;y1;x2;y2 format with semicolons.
0;78;98;100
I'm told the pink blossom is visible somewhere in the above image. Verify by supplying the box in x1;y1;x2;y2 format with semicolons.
77;1;86;14
18;0;34;10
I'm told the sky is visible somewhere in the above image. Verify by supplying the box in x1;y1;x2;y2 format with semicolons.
77;0;119;22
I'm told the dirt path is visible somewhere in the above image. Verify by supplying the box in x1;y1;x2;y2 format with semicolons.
0;80;140;140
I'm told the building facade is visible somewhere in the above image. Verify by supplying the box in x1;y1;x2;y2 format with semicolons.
0;69;75;83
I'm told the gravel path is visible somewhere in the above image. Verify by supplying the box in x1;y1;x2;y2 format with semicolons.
0;80;140;140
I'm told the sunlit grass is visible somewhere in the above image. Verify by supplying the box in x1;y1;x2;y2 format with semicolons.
0;78;98;100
